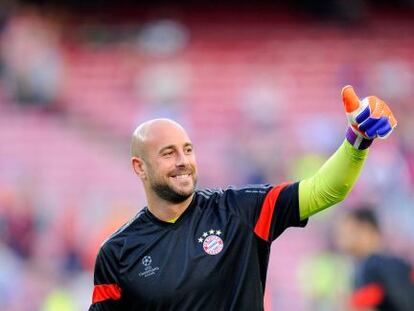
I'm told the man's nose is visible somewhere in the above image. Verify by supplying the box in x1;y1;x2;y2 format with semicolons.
176;151;189;167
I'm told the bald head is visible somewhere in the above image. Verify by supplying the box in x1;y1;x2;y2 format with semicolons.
131;118;189;159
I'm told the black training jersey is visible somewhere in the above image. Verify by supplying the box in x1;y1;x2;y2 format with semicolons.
352;253;414;311
89;182;308;311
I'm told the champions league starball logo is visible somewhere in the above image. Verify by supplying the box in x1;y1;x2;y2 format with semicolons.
139;255;159;278
142;256;152;266
198;229;224;255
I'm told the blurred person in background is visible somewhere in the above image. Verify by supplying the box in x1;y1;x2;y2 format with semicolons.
0;6;64;110
335;207;414;311
89;85;398;310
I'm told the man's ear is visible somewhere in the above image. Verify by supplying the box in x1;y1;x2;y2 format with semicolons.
131;156;146;179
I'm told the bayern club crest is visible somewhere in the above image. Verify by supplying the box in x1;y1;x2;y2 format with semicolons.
198;229;224;255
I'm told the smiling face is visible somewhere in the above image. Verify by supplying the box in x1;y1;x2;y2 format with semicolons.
131;119;197;204
146;140;197;203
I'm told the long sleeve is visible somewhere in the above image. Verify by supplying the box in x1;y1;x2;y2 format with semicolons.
298;140;368;220
89;246;123;310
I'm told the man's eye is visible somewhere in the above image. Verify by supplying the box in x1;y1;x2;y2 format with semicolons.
163;151;173;157
185;148;192;154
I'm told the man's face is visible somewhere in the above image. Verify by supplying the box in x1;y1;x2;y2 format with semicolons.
142;125;197;203
335;216;363;256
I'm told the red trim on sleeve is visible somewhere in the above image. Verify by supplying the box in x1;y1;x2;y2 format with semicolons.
411;269;414;282
254;183;289;241
92;284;122;304
351;283;384;309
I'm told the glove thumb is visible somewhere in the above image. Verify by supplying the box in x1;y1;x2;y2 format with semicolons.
342;85;360;113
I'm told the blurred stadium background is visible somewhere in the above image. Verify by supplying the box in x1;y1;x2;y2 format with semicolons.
0;0;413;310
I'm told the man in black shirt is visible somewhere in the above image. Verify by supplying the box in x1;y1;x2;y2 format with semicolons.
336;208;414;311
89;86;397;310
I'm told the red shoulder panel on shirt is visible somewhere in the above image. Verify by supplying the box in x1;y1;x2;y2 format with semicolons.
254;183;289;241
92;284;122;304
351;283;384;309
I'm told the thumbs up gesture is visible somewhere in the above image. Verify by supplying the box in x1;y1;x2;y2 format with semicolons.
341;85;397;150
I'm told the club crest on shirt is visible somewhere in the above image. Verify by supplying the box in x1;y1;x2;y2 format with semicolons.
198;229;224;255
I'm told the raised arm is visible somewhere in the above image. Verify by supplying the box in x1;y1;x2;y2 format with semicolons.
298;86;397;220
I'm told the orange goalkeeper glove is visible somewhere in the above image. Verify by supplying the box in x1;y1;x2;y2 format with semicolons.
342;85;397;150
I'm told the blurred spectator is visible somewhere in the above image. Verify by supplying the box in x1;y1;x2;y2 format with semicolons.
1;6;64;110
133;61;191;127
335;207;414;311
133;18;191;130
136;19;189;56
1;188;36;259
369;60;414;103
232;75;288;184
0;243;22;309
